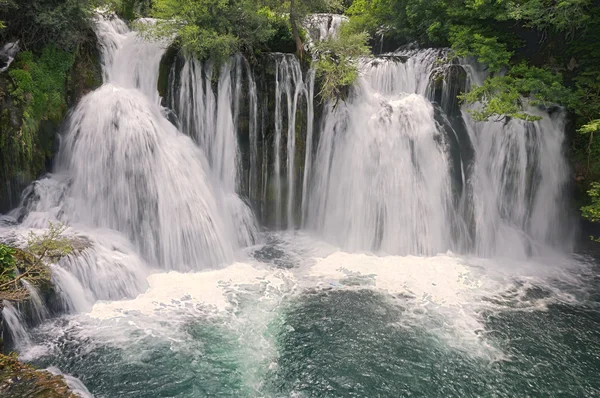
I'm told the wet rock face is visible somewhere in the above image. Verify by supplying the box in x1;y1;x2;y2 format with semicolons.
0;354;77;398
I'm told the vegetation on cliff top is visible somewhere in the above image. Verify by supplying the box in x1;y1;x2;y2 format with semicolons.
313;22;370;101
137;0;348;61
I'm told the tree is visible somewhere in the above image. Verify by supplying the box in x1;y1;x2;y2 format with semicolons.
140;0;281;64
266;0;344;56
0;0;94;52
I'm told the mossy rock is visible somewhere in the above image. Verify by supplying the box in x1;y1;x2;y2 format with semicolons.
0;236;90;306
68;28;103;106
0;354;78;398
0;28;102;214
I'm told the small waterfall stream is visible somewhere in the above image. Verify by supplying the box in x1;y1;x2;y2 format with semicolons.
169;52;314;230
2;301;30;348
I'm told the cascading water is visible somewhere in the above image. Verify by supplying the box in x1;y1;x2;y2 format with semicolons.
57;84;236;269
0;41;19;74
94;14;166;103
307;86;455;255
2;11;261;325
460;63;572;257
21;279;49;323
29;13;258;271
2;301;30;348
169;52;314;230
305;49;572;257
167;55;258;246
274;55;309;229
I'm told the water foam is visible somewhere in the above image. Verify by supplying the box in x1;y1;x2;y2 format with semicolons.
88;263;295;320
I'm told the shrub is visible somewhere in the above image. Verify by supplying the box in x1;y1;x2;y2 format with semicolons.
313;22;371;102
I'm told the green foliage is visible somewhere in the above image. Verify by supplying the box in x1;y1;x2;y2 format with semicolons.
460;63;570;121
140;0;279;64
0;222;73;301
579;120;600;135
259;7;297;53
138;0;350;61
27;221;74;261
508;0;593;34
0;244;16;285
581;182;600;222
7;48;75;165
101;0;152;19
569;72;600;128
0;0;94;51
270;0;345;16
345;0;511;47
449;26;512;73
313;22;371;101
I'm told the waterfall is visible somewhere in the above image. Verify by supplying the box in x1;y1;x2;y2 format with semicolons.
43;13;259;269
21;279;49;323
4;12;260;318
170;56;242;195
304;49;572;257
167;55;259;246
307;91;455;254
58;84;237;270
2;301;30;348
463;105;570;257
94;14;166;103
56;234;149;301
275;55;306;229
362;49;447;96
459;60;572;256
169;52;314;230
0;41;19;74
1;13;573;325
301;69;316;225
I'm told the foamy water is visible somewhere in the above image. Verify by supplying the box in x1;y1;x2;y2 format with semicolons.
19;233;588;366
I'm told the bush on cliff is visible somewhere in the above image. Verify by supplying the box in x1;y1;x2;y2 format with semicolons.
0;222;73;302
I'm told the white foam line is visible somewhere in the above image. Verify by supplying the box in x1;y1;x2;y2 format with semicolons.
88;263;294;320
308;251;483;307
